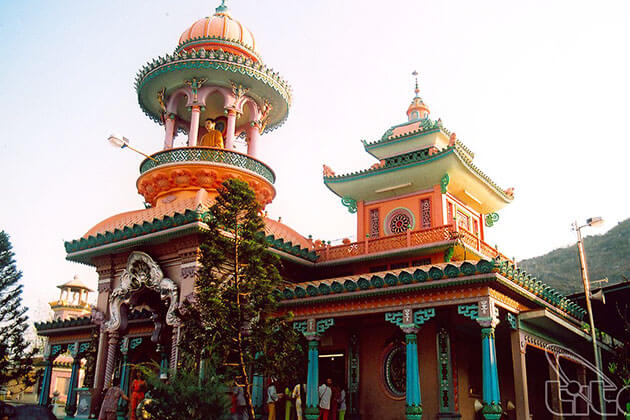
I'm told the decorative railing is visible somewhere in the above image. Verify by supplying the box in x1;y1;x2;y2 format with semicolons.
139;147;276;184
457;228;511;262
316;224;511;263
317;225;457;262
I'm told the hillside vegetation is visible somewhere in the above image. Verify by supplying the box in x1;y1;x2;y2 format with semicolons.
519;218;630;295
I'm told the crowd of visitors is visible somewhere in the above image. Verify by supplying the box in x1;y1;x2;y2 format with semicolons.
257;377;345;420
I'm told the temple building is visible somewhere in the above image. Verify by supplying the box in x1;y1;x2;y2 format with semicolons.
35;3;620;420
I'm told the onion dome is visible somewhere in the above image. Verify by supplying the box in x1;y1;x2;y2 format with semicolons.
177;1;260;63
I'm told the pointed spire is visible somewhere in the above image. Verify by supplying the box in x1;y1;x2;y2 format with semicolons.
412;70;419;98
215;0;229;13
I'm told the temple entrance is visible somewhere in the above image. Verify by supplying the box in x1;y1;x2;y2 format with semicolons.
319;352;346;388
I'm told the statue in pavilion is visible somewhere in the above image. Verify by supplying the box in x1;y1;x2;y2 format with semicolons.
199;118;224;148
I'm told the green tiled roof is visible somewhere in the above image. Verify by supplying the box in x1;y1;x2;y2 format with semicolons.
278;259;586;321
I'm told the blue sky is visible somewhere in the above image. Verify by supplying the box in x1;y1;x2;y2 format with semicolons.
1;0;629;320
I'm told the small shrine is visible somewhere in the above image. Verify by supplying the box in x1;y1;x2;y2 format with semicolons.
49;275;93;320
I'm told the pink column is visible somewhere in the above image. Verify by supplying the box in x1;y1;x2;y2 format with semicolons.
246;123;260;157
163;114;176;149
188;106;201;147
224;109;237;149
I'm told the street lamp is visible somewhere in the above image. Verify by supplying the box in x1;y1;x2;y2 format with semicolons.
572;217;605;417
107;134;157;162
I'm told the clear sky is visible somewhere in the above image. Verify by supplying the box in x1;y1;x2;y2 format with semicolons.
1;0;629;321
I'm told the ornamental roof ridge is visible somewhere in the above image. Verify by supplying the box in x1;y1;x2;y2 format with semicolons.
363;118;451;148
34;314;93;332
323;145;453;181
174;36;263;61
277;258;587;322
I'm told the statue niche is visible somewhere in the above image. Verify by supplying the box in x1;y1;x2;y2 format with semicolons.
198;118;224;148
105;252;180;339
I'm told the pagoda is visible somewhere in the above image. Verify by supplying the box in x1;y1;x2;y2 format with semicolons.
35;5;618;420
49;275;93;320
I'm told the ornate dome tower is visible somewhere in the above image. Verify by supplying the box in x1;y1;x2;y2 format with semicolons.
134;1;291;208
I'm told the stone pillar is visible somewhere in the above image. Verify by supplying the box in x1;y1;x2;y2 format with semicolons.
405;330;423;420
37;344;56;407
103;331;119;387
94;324;108;391
385;307;436;420
65;342;82;416
224;108;237;149
246;123;260;157
188;106;201;146
164;113;177;149
116;337;131;418
510;331;530;420
305;338;320;420
480;327;502;420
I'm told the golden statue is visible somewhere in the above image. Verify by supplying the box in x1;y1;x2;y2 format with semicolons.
198;119;224;148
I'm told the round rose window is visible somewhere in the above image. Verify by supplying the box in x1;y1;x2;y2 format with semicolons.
384;345;406;397
384;208;415;235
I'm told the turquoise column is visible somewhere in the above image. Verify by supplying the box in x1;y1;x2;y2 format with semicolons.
385;308;435;420
37;357;54;406
293;318;335;420
405;331;422;420
252;352;263;419
64;343;82;417
305;339;320;420
481;327;501;420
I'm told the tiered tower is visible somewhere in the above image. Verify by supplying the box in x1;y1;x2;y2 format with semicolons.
134;0;291;208
322;74;514;266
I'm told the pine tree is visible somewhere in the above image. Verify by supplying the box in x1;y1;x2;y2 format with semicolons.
0;230;36;387
187;179;305;419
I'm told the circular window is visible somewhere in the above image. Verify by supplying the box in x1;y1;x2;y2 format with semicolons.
383;345;406;397
384;208;415;235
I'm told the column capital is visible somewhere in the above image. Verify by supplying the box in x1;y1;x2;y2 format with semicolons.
386;307;435;331
294;318;334;340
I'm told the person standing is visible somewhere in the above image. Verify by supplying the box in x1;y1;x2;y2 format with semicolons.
267;379;279;420
318;378;332;420
129;371;147;420
292;383;304;420
98;386;129;420
337;387;346;420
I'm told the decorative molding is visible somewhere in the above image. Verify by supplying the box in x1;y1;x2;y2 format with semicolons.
440;173;450;194
105;252;180;333
485;213;500;228
341;197;358;214
457;304;478;321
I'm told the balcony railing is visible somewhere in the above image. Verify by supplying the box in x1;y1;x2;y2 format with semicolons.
139;147;276;184
316;224;511;263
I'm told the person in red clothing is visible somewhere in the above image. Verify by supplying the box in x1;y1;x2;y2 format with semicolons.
129;371;147;420
329;383;340;420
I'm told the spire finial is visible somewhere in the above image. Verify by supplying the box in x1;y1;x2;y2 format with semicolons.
412;70;419;97
216;0;229;13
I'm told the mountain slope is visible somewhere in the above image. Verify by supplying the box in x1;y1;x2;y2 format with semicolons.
519;218;630;295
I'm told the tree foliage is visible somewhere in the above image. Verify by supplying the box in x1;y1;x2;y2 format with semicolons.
182;179;305;419
138;362;230;420
0;230;36;388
